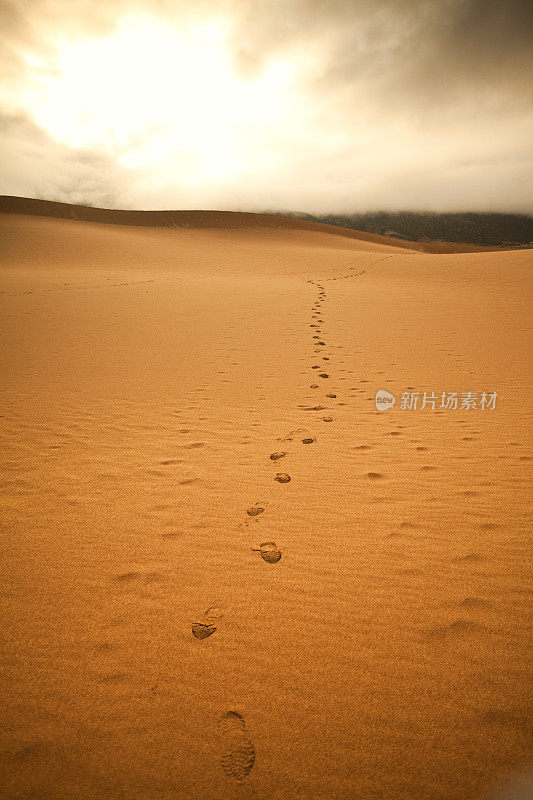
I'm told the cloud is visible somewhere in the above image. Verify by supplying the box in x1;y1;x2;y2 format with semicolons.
0;0;531;212
0;111;123;206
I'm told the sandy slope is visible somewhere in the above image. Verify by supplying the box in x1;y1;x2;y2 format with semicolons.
0;196;502;253
0;211;531;800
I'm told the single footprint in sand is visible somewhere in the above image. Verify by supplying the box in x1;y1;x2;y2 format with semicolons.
460;597;491;610
326;393;337;398
302;437;316;444
192;606;226;640
275;473;291;483
246;505;265;517
322;416;333;422
319;373;329;378
270;452;287;461
310;384;319;388
252;542;282;563
218;711;255;782
451;552;485;563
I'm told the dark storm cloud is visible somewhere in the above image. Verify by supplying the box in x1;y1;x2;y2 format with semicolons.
0;0;531;211
229;0;533;105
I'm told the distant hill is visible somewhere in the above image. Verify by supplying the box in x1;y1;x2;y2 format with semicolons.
1;196;525;252
308;212;533;248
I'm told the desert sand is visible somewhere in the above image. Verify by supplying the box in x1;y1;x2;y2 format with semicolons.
0;204;531;800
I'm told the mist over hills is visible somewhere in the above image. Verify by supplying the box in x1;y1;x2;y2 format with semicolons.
1;196;531;249
286;211;533;248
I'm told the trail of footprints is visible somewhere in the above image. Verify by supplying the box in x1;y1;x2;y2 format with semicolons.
191;277;338;782
191;260;492;780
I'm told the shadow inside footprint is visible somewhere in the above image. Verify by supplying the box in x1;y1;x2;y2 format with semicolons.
192;606;226;639
269;452;287;461
246;506;265;517
192;622;217;640
218;711;255;782
251;542;282;563
451;552;485;563
275;473;291;483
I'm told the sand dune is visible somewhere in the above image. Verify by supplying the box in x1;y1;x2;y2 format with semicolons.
0;205;531;800
0;195;501;253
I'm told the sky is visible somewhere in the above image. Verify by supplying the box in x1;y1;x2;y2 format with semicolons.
0;0;532;213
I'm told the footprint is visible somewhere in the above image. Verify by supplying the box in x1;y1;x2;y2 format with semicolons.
246;505;265;517
269;452;287;461
192;606;226;639
319;373;329;378
113;571;160;585
302;437;316;444
251;541;282;563
113;571;143;583
367;472;383;479
460;597;491;610
451;552;484;563
326;394;337;398
423;619;488;641
192;622;217;639
274;473;291;483
278;428;307;442
310;384;319;388
322;416;333;422
218;712;255;782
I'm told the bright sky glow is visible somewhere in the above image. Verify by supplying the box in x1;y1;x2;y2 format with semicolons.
21;17;296;183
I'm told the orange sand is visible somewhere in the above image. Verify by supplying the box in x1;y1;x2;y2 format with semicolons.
0;207;531;800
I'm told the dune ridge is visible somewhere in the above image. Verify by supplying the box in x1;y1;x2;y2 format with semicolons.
0;195;501;253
